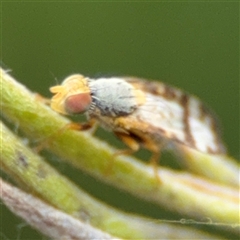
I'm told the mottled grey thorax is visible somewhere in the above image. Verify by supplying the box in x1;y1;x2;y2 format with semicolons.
88;78;138;117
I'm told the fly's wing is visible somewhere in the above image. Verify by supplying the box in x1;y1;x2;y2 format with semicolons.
121;77;226;154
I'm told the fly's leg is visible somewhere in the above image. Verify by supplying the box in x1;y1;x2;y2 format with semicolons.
111;131;163;183
149;150;161;183
105;132;140;174
130;133;163;183
63;118;96;131
35;119;96;152
115;132;140;152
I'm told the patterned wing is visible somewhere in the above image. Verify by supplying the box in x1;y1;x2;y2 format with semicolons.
122;78;226;154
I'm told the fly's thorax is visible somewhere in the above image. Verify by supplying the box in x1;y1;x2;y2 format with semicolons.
88;78;145;117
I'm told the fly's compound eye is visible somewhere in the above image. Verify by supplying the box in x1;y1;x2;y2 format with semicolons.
64;92;92;114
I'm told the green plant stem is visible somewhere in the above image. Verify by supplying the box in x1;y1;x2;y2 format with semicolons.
1;68;239;234
180;146;239;187
1;121;221;239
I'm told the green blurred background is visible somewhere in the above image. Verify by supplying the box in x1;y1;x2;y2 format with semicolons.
1;1;239;239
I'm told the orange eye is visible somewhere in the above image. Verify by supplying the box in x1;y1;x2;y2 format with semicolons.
65;93;92;114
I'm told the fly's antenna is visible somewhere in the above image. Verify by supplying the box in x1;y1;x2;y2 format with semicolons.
49;70;59;85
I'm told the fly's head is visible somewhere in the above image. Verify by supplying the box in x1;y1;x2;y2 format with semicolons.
50;74;92;115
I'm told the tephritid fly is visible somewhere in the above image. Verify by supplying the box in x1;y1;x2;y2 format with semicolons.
50;74;226;178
